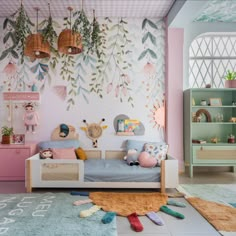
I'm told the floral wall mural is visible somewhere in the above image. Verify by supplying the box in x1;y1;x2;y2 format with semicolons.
0;15;166;148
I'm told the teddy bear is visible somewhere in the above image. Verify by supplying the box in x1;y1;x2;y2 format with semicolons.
124;149;139;166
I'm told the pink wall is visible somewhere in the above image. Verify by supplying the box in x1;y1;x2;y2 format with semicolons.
166;28;184;172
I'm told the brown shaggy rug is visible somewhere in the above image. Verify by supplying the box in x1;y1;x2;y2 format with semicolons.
187;197;236;232
89;192;168;216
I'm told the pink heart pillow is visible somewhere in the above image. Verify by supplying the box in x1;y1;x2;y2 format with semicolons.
138;151;158;168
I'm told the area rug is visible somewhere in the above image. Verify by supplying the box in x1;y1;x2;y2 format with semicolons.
0;192;117;236
177;184;236;206
187;197;236;235
89;192;168;216
176;185;236;236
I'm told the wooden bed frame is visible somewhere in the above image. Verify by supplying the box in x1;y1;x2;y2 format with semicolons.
25;150;179;193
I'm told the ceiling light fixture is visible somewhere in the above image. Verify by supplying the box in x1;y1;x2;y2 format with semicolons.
57;7;83;55
24;7;50;59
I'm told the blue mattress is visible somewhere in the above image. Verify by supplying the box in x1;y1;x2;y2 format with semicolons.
84;159;161;182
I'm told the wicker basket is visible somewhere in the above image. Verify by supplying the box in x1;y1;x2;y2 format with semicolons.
24;33;50;59
58;29;83;54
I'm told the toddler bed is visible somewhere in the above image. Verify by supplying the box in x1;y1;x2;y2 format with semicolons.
25;139;179;193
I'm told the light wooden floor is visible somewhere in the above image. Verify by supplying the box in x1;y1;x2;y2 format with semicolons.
0;170;235;236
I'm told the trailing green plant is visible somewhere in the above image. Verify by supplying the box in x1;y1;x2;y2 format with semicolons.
72;10;91;49
14;2;34;63
40;3;58;48
0;3;33;63
41;15;57;47
1;126;14;136
89;14;102;58
225;70;236;80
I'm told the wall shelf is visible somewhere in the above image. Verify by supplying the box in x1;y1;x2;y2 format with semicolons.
3;92;40;101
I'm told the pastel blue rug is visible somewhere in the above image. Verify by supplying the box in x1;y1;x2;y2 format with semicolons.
0;192;117;236
177;184;236;206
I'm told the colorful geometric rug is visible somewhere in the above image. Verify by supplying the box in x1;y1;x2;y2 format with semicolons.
0;192;117;236
177;184;236;236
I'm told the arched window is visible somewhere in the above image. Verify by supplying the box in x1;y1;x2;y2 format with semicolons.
189;33;236;88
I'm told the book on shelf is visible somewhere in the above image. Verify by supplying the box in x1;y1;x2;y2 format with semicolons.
124;119;140;132
192;139;207;144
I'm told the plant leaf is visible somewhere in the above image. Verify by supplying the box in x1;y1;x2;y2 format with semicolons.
142;32;149;44
3;32;11;44
147;48;157;59
142;19;147;29
11;50;18;59
0;49;9;60
3;18;8;29
146;19;157;29
148;32;157;46
138;49;148;61
30;64;39;73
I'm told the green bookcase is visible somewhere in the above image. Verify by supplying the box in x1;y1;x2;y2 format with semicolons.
184;88;236;177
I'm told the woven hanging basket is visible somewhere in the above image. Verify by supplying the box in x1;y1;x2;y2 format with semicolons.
24;33;50;59
58;29;83;55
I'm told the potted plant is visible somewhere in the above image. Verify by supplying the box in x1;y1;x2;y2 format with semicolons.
1;126;14;144
225;70;236;88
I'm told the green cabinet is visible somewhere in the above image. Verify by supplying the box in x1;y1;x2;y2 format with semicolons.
184;88;236;177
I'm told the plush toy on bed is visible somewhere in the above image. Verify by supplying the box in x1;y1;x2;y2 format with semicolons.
39;149;53;159
124;149;139;166
138;151;158;168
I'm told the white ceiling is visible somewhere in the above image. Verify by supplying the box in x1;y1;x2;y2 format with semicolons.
0;0;176;18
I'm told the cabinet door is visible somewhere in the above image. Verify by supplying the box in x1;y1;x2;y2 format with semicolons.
0;148;30;180
192;145;236;164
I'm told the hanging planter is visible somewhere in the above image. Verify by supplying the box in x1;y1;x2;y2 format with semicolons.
24;8;50;59
58;29;82;54
58;7;83;55
24;33;50;59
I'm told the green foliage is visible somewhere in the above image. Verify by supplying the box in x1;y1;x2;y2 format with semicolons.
89;16;102;58
225;70;236;80
73;10;91;49
41;16;58;47
1;126;14;136
72;10;102;58
0;3;34;63
14;3;34;63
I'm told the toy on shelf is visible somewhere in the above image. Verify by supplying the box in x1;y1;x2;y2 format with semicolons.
23;102;39;134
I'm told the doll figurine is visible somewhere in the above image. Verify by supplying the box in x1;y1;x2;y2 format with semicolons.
23;103;39;134
39;149;53;159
